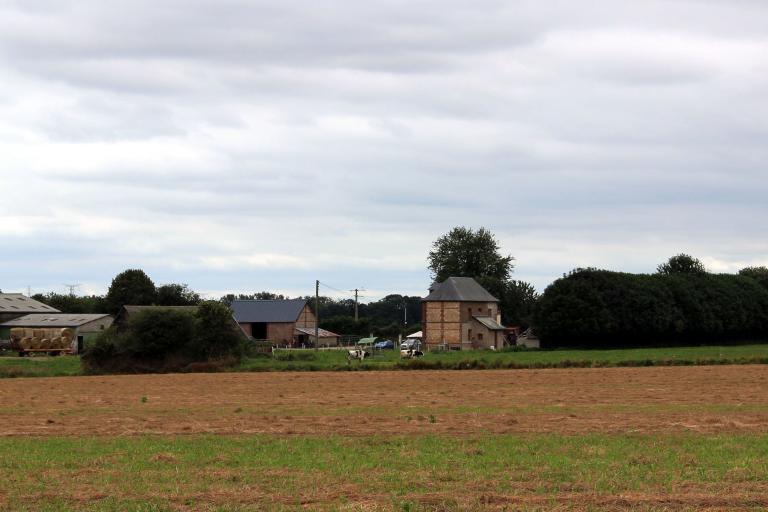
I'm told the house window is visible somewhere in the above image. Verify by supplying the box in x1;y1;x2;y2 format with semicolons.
477;333;483;341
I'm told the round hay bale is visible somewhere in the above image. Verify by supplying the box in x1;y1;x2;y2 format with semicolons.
50;337;62;349
40;338;51;349
30;337;41;350
10;328;24;342
61;337;72;350
20;338;32;350
60;328;74;340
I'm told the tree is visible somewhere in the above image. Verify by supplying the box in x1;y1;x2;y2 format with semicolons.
501;280;539;328
428;226;514;303
105;269;157;314
190;301;243;359
32;293;106;314
739;266;768;289
120;308;195;359
656;254;707;275
156;283;201;306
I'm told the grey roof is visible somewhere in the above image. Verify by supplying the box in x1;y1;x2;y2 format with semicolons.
231;299;307;323
0;294;60;313
1;313;112;327
472;316;506;331
423;277;499;302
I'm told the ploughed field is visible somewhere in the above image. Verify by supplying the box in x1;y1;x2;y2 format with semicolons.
2;366;768;510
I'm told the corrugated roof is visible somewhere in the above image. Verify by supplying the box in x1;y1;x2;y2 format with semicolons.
472;316;506;331
295;327;339;338
1;313;112;327
0;294;60;313
423;277;499;302
231;299;307;323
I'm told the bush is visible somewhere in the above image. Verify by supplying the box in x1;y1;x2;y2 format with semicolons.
82;301;244;374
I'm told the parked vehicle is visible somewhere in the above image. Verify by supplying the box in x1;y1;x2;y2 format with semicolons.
374;339;395;350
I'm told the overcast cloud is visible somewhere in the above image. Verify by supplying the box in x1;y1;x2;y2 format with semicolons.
1;0;767;300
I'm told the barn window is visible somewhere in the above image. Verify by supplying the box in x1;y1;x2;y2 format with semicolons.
477;333;483;341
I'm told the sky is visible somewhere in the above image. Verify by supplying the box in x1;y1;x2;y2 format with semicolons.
1;0;767;301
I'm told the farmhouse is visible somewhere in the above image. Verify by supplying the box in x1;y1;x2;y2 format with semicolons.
231;299;339;346
0;293;60;323
421;277;506;351
0;313;114;353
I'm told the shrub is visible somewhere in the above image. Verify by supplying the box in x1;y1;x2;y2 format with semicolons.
83;302;244;374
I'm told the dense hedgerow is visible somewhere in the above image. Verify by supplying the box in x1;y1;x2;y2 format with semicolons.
82;301;246;373
535;269;768;348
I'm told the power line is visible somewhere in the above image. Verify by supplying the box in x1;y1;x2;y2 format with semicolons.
318;281;353;295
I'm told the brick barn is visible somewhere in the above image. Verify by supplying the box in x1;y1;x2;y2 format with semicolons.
230;299;339;347
421;277;506;351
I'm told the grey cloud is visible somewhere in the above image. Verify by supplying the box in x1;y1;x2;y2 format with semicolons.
2;0;768;295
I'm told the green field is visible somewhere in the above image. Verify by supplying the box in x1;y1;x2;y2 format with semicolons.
238;344;768;372
1;434;766;510
3;343;768;378
0;354;81;378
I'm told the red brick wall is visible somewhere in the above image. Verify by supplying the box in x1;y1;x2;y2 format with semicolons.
267;323;295;344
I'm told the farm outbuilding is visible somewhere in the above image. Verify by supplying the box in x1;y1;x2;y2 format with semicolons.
231;299;339;347
0;294;60;323
0;313;114;354
421;277;506;351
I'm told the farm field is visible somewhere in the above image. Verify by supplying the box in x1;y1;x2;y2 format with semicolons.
0;365;767;510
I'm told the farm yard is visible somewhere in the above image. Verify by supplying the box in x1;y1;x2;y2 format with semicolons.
1;365;767;510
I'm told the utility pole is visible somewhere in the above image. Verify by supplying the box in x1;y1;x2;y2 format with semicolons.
350;288;365;322
315;280;319;351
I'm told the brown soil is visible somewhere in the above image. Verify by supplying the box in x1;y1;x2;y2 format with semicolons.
1;365;767;437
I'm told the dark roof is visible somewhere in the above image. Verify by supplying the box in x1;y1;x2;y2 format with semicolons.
472;316;506;331
423;277;499;302
0;294;60;313
1;313;112;328
230;299;307;323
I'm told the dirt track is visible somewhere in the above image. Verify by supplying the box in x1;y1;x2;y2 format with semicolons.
1;365;767;437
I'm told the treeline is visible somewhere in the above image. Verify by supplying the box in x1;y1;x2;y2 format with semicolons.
536;256;768;348
32;269;422;337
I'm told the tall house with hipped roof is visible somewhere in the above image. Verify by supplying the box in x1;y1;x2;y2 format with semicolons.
421;277;505;351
